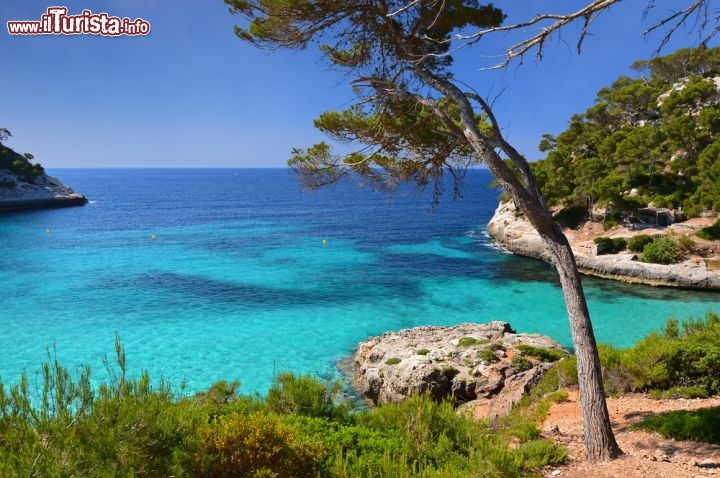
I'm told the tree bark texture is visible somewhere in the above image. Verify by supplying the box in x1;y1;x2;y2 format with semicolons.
417;66;623;461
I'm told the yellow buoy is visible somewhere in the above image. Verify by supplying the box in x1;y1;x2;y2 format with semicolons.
322;239;327;246
151;234;157;241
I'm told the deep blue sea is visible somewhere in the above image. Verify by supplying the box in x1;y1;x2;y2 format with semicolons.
2;169;718;395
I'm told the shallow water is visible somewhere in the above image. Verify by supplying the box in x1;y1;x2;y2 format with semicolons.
1;169;718;395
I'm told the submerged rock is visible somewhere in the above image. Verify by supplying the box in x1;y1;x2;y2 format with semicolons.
351;321;565;419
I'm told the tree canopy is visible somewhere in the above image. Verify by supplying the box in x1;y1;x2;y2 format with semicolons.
0;128;44;182
229;0;509;203
533;47;720;214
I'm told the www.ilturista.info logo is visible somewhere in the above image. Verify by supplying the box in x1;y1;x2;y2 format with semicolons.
7;7;150;36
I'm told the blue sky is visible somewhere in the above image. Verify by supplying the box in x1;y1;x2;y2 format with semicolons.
1;1;716;168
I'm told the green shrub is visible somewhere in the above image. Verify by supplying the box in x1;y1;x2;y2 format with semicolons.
199;411;326;477
458;337;484;347
678;234;696;252
606;312;720;396
594;236;627;254
266;372;347;420
438;366;460;380
0;340;573;478
627;234;655;252
385;357;402;366
602;210;622;231
631;407;720;445
650;386;709;399
641;236;681;264
0;338;206;477
515;439;568;469
697;218;720;240
511;356;533;372
416;348;430;355
477;348;499;364
516;345;567;363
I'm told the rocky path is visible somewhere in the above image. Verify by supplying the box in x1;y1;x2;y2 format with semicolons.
542;389;720;477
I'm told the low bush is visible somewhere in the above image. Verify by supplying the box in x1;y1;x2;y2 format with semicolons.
631;407;720;445
477;348;499;364
602;210;622;231
511;356;533;372
678;234;696;252
385;357;401;366
199;411;327;477
697;218;720;240
416;348;430;356
594;236;627;255
458;337;486;347
609;313;720;396
627;234;655;252
266;372;348;420
516;344;567;363
640;236;681;264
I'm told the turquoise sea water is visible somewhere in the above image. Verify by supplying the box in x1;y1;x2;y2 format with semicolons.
1;169;718;395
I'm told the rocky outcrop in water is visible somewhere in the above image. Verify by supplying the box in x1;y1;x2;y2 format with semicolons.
0;169;87;212
487;201;720;290
351;321;565;419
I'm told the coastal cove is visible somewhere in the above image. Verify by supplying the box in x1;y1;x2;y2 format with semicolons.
2;168;719;396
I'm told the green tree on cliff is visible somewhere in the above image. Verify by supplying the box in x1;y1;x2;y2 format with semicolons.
533;47;720;215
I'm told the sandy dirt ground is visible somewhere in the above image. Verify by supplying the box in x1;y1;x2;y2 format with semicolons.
541;389;720;478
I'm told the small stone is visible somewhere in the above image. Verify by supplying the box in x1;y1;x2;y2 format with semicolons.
550;470;561;476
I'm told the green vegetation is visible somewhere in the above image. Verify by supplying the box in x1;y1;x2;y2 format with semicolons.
627;234;656;252
0;128;44;182
631;407;720;444
533;47;720;216
552;205;588;229
677;234;696;251
551;312;720;398
3;312;720;474
416;348;430;356
511;356;533;372
697;218;720;240
593;237;627;255
385;357;402;366
477;348;500;364
640;236;682;264
0;338;567;477
515;345;568;363
458;337;486;347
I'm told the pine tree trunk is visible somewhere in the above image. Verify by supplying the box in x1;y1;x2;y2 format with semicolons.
414;66;623;461
542;225;623;461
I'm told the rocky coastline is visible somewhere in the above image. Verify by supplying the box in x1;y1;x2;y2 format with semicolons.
487;201;720;290
0;169;87;212
349;321;565;419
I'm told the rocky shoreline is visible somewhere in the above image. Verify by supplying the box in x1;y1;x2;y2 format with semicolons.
487;201;720;290
0;169;87;212
349;321;565;419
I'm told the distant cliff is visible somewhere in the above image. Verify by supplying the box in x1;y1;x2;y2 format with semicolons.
0;143;87;212
487;201;720;290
